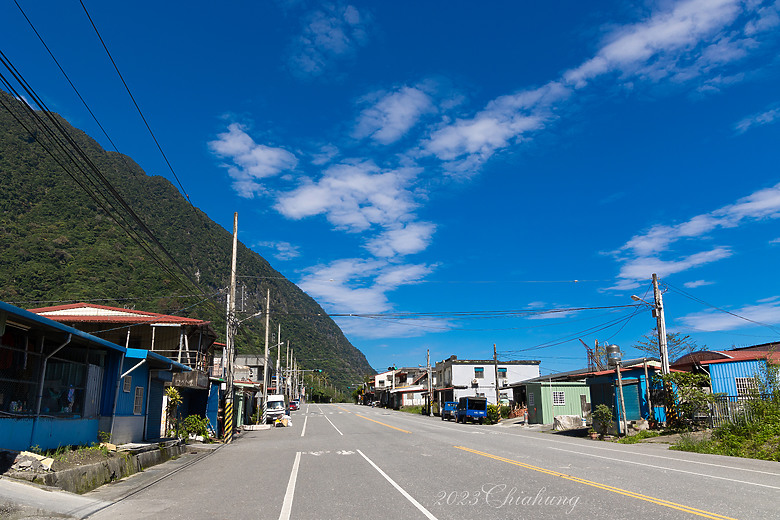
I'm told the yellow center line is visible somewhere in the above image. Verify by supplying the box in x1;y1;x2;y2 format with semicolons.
336;406;352;413
454;446;738;520
356;414;411;434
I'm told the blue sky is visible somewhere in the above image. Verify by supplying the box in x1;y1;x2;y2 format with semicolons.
3;0;780;375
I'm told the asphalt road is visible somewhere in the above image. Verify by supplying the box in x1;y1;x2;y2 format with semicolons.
75;403;780;519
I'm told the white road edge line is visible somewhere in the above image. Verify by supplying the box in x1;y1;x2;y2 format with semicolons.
278;451;301;520
357;449;439;520
495;429;780;477
301;415;308;437
549;447;780;490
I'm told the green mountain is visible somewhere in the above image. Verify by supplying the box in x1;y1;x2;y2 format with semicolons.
0;90;374;389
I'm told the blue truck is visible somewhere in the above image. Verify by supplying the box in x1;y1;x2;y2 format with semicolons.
441;401;458;421
456;396;488;424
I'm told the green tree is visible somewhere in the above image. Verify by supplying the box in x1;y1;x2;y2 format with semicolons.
633;329;705;364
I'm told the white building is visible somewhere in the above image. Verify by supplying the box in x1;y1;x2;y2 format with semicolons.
433;355;540;405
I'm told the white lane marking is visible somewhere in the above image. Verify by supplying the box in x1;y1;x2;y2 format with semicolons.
357;449;439;520
301;415;308;438
495;429;780;477
278;451;301;520
550;447;780;490
322;410;344;435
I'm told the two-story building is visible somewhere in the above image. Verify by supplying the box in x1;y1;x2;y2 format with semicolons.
433;355;540;406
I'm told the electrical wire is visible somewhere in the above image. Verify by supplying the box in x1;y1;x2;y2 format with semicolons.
663;281;780;336
78;0;192;205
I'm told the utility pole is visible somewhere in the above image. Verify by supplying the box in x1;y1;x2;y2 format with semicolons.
261;288;270;424
275;324;281;395
427;349;433;417
652;273;670;375
493;344;501;422
224;212;238;443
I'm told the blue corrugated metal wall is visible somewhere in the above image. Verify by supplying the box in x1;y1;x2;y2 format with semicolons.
709;360;764;394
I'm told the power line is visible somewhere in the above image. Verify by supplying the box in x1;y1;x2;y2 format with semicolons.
0;53;213;311
77;0;192;205
663;281;780;336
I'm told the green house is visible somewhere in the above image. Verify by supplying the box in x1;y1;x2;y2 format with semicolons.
524;381;590;425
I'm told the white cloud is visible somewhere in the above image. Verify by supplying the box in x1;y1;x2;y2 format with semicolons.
310;144;339;166
208;123;298;198
365;222;436;258
680;298;780;331
297;258;445;338
289;4;370;78
563;0;745;87
254;241;301;260
735;103;780;133
274;160;420;232
611;182;780;289
423;81;569;172
770;237;780;244
354;86;434;145
683;279;714;288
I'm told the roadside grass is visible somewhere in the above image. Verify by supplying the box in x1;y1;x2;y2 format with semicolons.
670;418;780;461
617;430;660;444
399;405;423;415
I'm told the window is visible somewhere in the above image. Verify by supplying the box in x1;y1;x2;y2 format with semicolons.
735;377;757;398
378;380;385;387
474;367;484;378
123;375;132;393
497;368;507;379
552;391;565;406
133;386;144;415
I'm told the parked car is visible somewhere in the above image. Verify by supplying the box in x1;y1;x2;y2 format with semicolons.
289;400;299;411
441;401;458;421
456;396;487;424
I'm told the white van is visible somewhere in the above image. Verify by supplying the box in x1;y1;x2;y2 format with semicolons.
265;394;287;423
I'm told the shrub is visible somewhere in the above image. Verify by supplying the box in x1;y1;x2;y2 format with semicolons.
179;415;210;440
592;404;614;436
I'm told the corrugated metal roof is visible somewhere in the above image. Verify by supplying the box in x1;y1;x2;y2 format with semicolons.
29;302;211;326
2;300;125;353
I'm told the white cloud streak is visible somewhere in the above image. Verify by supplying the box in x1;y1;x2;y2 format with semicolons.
735;103;780;133
208;123;297;198
254;241;301;260
354;86;434;145
289;4;370;78
611;182;780;289
680;297;780;331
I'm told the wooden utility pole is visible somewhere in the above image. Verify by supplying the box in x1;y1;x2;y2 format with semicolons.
427;349;433;417
224;212;238;443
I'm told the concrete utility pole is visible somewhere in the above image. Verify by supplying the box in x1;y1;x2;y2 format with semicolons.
275;324;281;394
493;344;501;422
427;349;433;417
224;212;238;443
261;288;270;424
652;273;670;375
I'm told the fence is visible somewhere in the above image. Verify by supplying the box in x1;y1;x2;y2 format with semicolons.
708;395;757;428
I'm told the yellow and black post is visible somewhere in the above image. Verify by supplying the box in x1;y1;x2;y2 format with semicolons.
224;397;234;443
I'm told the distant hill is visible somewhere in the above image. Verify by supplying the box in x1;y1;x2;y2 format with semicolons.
0;89;374;388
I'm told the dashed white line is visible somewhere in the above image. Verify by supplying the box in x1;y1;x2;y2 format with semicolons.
357;449;439;520
301;415;308;437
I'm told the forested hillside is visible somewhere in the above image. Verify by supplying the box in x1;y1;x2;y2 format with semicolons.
0;90;373;388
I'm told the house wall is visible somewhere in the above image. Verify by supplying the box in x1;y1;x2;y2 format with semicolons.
588;370;657;429
451;363;540;405
112;360;150;444
709;360;764;395
525;382;589;424
0;417;102;451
